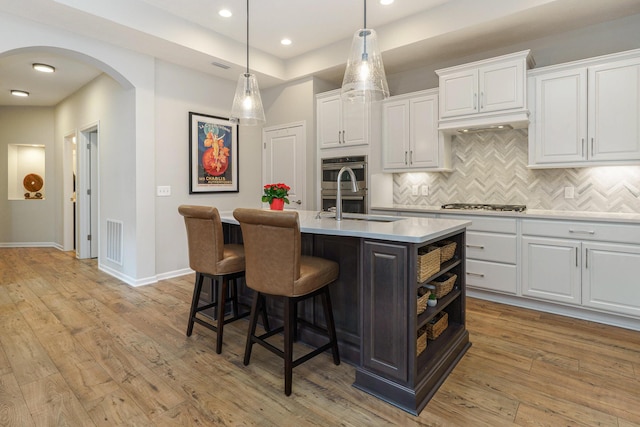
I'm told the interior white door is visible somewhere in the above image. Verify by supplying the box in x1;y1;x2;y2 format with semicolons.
89;130;99;257
77;124;99;259
263;123;306;210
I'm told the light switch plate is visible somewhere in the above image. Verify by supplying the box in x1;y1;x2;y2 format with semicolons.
421;185;429;196
412;185;419;196
157;185;171;197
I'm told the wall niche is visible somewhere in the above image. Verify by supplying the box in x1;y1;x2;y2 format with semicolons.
7;144;45;200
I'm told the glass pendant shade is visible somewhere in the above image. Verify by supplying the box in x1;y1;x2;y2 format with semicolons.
229;0;265;126
230;72;265;125
341;28;389;103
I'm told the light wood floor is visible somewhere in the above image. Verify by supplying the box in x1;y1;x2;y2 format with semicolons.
1;248;639;426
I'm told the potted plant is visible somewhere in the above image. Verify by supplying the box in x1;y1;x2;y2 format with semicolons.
262;183;290;210
427;293;437;307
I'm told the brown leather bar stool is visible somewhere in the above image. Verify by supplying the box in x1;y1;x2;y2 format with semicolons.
178;205;252;354
233;208;340;396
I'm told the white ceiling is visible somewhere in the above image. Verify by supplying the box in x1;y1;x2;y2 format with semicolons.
2;0;640;107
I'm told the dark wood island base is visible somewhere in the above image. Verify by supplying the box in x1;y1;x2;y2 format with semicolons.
219;211;470;416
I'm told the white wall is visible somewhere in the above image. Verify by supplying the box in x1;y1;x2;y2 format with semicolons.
55;74;137;274
154;60;263;277
0;106;55;245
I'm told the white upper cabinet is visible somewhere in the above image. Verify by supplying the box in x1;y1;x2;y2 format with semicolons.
382;89;451;171
436;50;532;131
317;91;368;149
588;59;640;162
528;49;640;167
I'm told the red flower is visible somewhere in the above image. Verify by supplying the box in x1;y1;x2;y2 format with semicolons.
262;182;291;204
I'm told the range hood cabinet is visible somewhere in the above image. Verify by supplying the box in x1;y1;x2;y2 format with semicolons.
436;50;534;135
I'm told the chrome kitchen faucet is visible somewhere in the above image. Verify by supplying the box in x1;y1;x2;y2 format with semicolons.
335;166;359;221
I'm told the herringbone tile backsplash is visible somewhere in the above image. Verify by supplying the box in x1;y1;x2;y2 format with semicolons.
393;129;640;213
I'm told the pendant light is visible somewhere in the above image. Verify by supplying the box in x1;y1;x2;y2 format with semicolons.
341;0;389;103
230;0;265;125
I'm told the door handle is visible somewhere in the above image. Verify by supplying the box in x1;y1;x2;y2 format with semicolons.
294;200;302;205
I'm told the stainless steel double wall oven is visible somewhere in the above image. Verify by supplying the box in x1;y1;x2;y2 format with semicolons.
320;155;367;214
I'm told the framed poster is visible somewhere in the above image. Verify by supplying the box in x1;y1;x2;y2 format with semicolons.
189;112;239;193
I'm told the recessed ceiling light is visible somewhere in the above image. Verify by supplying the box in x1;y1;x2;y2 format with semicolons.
218;9;232;18
11;90;29;97
32;63;55;73
380;0;394;5
281;38;292;46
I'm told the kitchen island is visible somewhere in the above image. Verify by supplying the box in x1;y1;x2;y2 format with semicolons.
218;210;471;415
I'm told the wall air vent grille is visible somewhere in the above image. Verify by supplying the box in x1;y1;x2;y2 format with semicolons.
106;219;123;265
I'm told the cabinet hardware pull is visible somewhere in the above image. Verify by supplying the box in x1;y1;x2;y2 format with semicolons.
404;151;408;165
575;247;578;267
480;91;484;109
474;93;477;110
466;244;485;249
581;138;585;156
466;272;485;277
591;137;594;154
585;248;589;269
569;229;595;235
410;150;413;165
342;130;346;143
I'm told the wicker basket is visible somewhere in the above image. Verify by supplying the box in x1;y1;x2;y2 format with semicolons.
417;326;427;355
417;288;430;315
429;273;457;298
436;241;457;263
426;311;448;340
417;246;440;282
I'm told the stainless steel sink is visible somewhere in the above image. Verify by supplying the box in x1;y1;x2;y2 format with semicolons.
341;213;402;223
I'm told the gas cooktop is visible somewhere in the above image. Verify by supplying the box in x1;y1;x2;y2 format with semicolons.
441;203;527;212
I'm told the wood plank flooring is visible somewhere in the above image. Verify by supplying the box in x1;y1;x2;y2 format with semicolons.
0;247;638;426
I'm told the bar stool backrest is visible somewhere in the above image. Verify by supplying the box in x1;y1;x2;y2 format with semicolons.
233;208;300;297
178;205;225;275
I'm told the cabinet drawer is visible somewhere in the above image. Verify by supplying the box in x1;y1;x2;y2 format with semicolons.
466;232;517;263
522;219;640;244
443;214;517;233
466;260;517;295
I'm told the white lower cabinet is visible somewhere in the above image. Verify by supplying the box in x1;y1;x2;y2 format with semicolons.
582;242;640;317
522;219;640;317
521;236;581;305
446;215;518;295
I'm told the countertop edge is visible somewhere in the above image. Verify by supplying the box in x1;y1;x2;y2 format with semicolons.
371;205;640;224
219;210;471;244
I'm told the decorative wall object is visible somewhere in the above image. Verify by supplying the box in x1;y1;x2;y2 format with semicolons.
189;112;239;193
393;129;640;213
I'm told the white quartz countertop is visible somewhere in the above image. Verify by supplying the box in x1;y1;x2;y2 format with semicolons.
219;210;470;244
372;204;640;224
